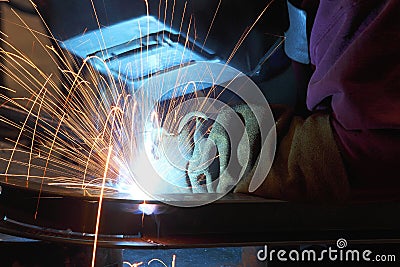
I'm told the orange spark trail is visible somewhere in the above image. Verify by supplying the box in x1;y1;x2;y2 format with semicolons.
201;0;278;113
5;75;52;181
227;0;276;65
168;0;176;39
144;0;151;81
91;144;114;267
27;75;50;182
162;0;168;41
10;7;65;71
177;1;187;44
89;0;108;60
201;0;222;52
35;110;67;220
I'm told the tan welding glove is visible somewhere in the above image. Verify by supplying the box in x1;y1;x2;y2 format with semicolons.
235;106;351;202
185;103;350;202
185;104;271;194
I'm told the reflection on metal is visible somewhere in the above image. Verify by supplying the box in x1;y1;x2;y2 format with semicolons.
138;203;157;215
0;233;38;243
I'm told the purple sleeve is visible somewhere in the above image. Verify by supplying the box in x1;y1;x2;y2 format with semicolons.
307;0;400;130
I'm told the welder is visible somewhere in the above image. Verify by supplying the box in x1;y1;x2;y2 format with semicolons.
184;0;400;202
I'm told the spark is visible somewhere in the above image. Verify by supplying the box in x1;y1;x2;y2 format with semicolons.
169;0;176;39
91;144;114;267
163;0;168;35
27;74;50;182
177;1;187;44
227;0;277;65
201;0;222;52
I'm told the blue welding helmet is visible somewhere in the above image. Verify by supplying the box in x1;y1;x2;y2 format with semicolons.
35;0;289;84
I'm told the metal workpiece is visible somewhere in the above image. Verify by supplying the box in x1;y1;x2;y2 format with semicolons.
1;179;400;248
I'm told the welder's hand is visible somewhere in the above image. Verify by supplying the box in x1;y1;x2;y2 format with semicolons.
184;104;270;194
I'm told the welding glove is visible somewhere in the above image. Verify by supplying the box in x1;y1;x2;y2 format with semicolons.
184;104;270;194
185;103;350;202
234;105;351;202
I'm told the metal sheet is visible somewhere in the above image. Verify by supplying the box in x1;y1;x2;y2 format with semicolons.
1;180;400;248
